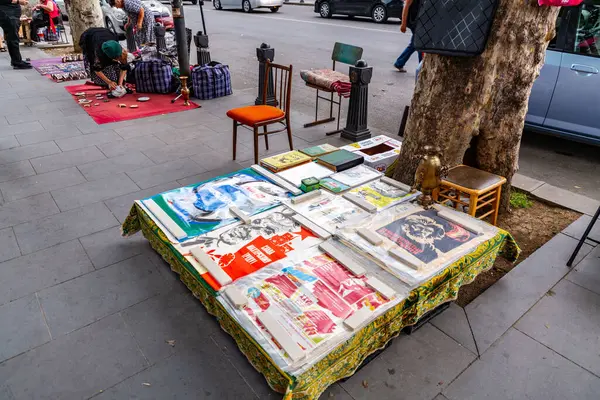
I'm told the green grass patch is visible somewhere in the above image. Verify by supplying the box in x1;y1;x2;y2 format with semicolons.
510;191;533;209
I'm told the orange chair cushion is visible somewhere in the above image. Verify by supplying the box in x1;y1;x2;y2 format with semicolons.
226;105;285;126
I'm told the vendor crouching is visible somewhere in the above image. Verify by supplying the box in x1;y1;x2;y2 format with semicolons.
79;27;134;92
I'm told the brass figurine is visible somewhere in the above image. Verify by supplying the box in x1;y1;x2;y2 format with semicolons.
411;145;448;209
180;76;190;106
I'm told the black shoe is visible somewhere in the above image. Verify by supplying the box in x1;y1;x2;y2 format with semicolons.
12;61;32;70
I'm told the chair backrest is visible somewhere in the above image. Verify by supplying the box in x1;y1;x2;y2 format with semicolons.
331;42;363;70
263;61;293;117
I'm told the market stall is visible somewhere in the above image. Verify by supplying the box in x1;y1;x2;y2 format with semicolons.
122;145;519;400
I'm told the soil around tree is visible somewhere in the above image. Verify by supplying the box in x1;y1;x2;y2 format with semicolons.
455;198;580;307
41;46;76;57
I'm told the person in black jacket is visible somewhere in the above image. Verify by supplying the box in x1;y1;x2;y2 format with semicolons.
394;0;422;73
0;0;32;69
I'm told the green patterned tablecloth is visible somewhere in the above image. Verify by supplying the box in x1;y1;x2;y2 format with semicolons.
123;203;519;400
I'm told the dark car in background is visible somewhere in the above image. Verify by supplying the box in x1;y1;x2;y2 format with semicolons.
314;0;403;23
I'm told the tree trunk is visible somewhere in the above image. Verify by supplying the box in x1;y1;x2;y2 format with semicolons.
67;0;103;52
392;1;560;212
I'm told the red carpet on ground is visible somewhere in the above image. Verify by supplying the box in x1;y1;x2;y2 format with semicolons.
65;84;200;124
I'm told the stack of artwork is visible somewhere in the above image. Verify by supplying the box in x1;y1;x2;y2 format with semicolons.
137;146;499;372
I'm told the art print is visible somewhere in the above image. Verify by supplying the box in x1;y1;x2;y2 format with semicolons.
147;168;290;240
330;165;381;188
349;180;416;210
376;209;475;263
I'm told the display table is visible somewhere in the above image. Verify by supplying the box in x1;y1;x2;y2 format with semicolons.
122;203;519;400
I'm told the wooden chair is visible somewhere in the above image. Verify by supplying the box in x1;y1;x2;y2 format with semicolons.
227;61;293;164
303;42;363;136
433;165;506;226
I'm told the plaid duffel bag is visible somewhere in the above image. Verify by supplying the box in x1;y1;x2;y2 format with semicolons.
134;60;173;94
191;63;232;100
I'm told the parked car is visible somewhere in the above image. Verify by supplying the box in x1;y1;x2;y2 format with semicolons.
414;2;600;145
314;0;403;23
213;0;283;13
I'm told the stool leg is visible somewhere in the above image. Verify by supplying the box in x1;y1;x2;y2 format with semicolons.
468;195;477;217
263;126;269;150
232;120;237;160
253;126;259;165
492;186;502;226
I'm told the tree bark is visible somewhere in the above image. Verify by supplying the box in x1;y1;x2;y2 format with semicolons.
392;1;560;212
67;0;103;52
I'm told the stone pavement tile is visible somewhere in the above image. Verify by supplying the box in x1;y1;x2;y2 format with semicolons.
78;151;155;182
176;163;246;187
0;227;20;263
55;130;122;152
0;313;148;400
340;324;476;400
103;181;181;223
72;119;115;134
50;173;140;212
120;290;221;364
142;138;212;164
0;140;60;165
28;99;80;112
0;192;59;230
0;136;19;150
515;279;600;376
30;146;106;174
38;254;165;337
0;160;35;183
0;121;44;137
0;167;86;202
0;240;93;306
209;333;280;400
0;294;50;363
91;344;259;400
512;173;544;193
6;109;64;125
127;158;206;189
465;233;593;354
320;384;354;399
15;125;81;146
153;125;216;145
97;135;166;158
79;227;150;269
430;303;477;355
13;202;119;254
188;152;248;173
566;246;600;295
562;214;600;244
115;122;175;140
443;329;600;400
433;395;450;400
532;183;600;216
0;294;52;364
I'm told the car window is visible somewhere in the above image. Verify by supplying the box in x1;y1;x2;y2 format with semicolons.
549;7;570;49
574;1;600;56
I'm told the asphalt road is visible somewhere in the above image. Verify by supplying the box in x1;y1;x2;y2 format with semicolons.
181;3;600;201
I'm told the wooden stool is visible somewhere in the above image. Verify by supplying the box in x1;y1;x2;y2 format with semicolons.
434;165;506;226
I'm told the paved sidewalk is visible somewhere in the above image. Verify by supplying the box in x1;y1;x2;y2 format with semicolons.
1;47;600;400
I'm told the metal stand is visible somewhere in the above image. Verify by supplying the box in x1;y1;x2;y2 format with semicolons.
567;205;600;267
255;43;277;106
341;59;372;141
171;0;191;105
194;0;211;65
125;24;137;52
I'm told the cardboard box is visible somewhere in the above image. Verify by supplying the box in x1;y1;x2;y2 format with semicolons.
341;136;402;174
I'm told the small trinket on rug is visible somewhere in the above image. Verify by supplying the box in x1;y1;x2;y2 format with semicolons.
94;103;99;106
103;100;109;103
118;104;126;108
130;105;139;108
83;104;91;108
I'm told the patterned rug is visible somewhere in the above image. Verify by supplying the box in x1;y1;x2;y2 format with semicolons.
31;57;88;82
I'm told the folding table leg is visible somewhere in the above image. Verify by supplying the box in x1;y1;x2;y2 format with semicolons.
567;205;600;267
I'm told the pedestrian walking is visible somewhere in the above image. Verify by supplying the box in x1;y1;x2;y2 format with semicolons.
0;0;32;69
109;0;155;46
394;0;422;73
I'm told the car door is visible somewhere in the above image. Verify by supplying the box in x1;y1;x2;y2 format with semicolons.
543;0;600;139
526;7;570;126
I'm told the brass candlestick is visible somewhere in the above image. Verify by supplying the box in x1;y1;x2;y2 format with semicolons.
411;145;448;209
180;76;190;106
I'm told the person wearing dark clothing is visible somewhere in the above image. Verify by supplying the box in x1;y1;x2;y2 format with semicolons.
0;0;32;69
79;27;132;88
394;0;422;73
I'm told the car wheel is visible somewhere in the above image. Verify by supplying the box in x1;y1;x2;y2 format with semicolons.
191;0;198;4
214;0;222;9
242;0;252;12
319;1;331;18
270;6;279;12
106;18;116;35
371;4;387;23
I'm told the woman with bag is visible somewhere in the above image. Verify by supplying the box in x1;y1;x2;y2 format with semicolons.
109;0;154;46
79;27;134;90
28;0;59;41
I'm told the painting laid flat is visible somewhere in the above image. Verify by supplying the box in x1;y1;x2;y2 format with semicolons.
348;180;417;210
146;168;290;241
330;165;381;188
189;207;323;290
219;249;392;371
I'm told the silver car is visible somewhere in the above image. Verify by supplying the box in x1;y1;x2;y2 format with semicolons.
100;0;128;39
213;0;283;13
